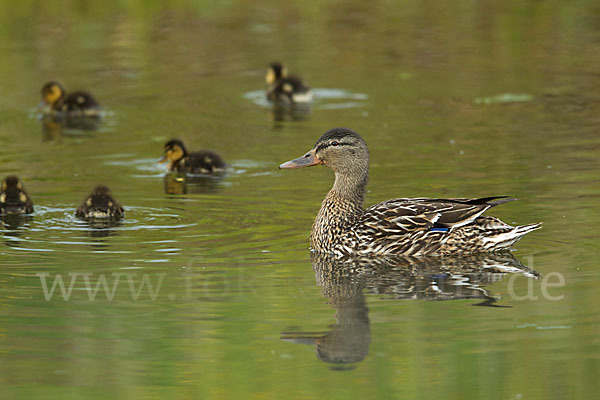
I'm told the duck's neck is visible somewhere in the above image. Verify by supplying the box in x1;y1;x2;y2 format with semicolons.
331;172;368;205
310;171;368;252
170;155;188;172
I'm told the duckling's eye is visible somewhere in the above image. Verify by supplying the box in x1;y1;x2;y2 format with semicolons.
331;141;339;147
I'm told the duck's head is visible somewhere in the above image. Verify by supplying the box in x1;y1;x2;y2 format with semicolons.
266;62;287;85
279;128;369;176
40;81;66;107
160;139;188;165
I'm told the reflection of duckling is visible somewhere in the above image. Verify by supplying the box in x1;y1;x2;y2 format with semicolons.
40;81;101;117
265;62;312;104
76;185;124;219
0;176;34;215
160;139;226;174
163;174;222;195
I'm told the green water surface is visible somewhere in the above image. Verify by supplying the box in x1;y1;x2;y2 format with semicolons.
0;1;599;399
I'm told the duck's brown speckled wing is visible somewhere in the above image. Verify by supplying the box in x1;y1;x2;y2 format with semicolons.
365;197;511;227
342;196;514;256
374;197;513;227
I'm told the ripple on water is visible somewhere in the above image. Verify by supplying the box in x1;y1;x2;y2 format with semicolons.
243;88;368;110
28;108;118;135
103;157;167;178
1;205;195;254
102;155;271;180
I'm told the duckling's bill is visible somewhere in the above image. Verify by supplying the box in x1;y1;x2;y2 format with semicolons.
279;149;322;169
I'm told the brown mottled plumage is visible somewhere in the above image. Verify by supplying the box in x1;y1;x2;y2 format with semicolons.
280;128;541;257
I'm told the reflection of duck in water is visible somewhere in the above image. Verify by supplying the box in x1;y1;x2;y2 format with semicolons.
40;114;101;140
160;139;226;175
163;173;221;195
282;252;538;369
1;214;32;232
269;103;311;124
265;62;312;104
1;176;34;215
282;254;370;368
280;128;541;257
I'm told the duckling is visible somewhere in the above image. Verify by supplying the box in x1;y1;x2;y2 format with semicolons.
40;81;101;117
280;128;541;257
160;139;226;174
0;176;34;215
76;185;124;219
265;62;312;104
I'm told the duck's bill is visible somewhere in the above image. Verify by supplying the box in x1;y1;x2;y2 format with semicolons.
279;149;322;169
158;156;167;164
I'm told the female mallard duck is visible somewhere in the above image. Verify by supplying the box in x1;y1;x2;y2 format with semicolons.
279;128;541;257
160;139;226;174
265;62;312;104
0;176;34;215
76;185;124;219
40;81;101;117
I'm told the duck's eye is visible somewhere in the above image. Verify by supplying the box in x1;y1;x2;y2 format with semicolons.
331;141;339;146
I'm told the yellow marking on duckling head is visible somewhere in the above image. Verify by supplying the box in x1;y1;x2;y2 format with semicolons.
42;83;64;106
86;198;92;207
0;193;5;203
19;193;27;203
77;96;85;104
281;66;288;78
16;181;22;190
265;68;276;85
1;181;6;191
165;144;184;162
108;201;113;208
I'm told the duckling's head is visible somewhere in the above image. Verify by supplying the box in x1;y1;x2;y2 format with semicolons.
90;185;112;197
77;184;124;219
1;175;33;214
280;128;369;176
41;81;66;107
160;139;188;165
266;62;288;85
1;175;23;192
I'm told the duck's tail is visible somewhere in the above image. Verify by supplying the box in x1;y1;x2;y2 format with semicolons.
440;217;542;254
485;222;542;250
